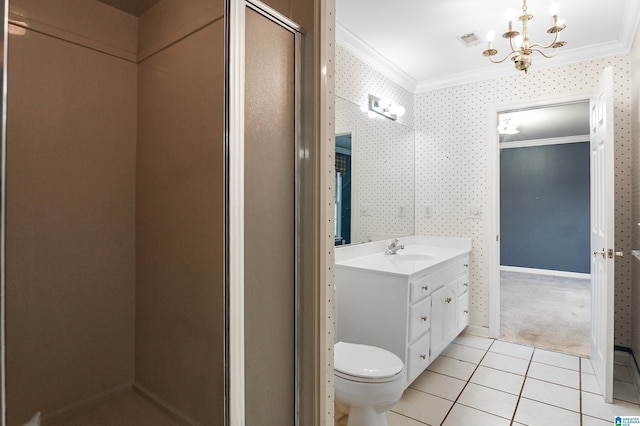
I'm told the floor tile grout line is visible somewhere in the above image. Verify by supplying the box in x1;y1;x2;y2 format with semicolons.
579;356;583;426
438;339;496;426
510;346;535;425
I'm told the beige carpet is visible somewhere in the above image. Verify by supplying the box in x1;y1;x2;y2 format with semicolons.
500;270;590;357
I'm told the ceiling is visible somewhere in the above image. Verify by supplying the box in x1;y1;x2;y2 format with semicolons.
337;0;640;92
96;0;162;17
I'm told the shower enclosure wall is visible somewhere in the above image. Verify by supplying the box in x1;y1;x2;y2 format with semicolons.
5;0;225;424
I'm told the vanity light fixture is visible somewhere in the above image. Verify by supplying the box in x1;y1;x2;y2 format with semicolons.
482;0;567;73
368;94;405;121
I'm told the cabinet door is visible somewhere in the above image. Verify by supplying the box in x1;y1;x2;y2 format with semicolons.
430;281;458;359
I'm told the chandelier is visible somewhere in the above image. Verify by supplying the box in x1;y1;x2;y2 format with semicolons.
482;0;567;73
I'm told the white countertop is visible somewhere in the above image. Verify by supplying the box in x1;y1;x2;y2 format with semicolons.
335;235;472;277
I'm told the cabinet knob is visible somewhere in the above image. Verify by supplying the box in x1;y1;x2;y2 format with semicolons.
464;310;469;314
463;263;469;268
463;282;468;287
445;297;452;303
420;354;427;360
421;316;428;322
422;285;429;291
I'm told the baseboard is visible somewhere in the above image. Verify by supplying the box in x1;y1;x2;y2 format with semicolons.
133;382;198;425
500;265;590;280
462;325;491;338
614;346;640;402
42;382;133;423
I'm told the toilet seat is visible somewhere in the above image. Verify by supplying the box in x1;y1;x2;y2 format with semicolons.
334;342;404;383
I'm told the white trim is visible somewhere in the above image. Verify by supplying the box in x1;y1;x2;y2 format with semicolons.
1;1;8;424
228;0;246;424
415;40;631;92
500;265;591;280
499;134;590;149
336;23;417;93
462;325;491;339
488;93;591;340
487;106;501;339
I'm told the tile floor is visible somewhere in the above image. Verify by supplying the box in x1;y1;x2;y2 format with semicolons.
386;335;640;426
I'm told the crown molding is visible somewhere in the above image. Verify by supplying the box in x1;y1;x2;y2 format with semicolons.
415;39;631;93
336;22;417;93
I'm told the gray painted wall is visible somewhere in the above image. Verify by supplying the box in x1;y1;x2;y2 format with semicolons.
500;142;590;274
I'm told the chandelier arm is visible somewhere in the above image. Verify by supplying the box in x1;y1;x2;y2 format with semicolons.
530;48;559;59
488;51;518;64
530;42;562;51
529;31;560;50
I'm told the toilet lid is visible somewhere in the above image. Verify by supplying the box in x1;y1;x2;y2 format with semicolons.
334;342;404;380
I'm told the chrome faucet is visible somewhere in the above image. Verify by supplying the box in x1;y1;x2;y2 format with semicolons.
385;238;405;255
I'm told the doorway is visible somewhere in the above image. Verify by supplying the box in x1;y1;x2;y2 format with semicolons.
497;102;591;356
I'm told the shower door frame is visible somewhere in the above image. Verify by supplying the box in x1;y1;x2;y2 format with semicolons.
226;0;305;424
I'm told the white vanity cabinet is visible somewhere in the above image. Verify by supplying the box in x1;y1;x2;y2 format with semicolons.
335;238;471;388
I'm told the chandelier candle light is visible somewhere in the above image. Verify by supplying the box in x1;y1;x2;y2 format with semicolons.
482;0;566;73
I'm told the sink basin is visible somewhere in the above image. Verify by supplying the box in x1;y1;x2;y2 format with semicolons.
390;253;434;262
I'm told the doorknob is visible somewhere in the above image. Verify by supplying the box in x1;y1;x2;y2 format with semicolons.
593;248;624;258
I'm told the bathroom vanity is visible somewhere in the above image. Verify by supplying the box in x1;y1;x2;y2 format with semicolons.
334;236;472;387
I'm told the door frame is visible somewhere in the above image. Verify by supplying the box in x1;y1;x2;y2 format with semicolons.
227;0;305;423
487;93;591;339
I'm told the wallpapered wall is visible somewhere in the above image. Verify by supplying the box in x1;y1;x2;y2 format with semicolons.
337;45;635;346
630;25;640;356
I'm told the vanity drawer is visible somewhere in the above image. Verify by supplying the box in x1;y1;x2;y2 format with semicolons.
409;273;432;303
408;296;431;342
457;292;469;333
407;331;431;384
458;257;470;275
456;275;469;296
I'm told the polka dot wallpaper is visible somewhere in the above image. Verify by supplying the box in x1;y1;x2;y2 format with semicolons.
337;43;637;347
629;32;640;355
336;45;414;128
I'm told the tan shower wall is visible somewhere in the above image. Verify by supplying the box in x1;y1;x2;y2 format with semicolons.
9;0;137;59
135;3;225;424
5;1;137;424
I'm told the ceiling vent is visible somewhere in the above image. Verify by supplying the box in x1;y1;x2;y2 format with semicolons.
457;32;482;47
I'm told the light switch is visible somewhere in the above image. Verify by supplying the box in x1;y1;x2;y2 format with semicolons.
361;205;371;216
423;205;433;218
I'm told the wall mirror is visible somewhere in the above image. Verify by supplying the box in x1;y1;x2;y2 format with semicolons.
335;96;415;245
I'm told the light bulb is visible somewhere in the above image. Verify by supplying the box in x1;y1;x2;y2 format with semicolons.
549;3;559;16
487;31;495;42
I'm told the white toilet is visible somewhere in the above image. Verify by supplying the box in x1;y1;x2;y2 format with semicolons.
334;341;406;426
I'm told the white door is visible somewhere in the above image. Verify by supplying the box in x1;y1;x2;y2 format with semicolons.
589;67;616;403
